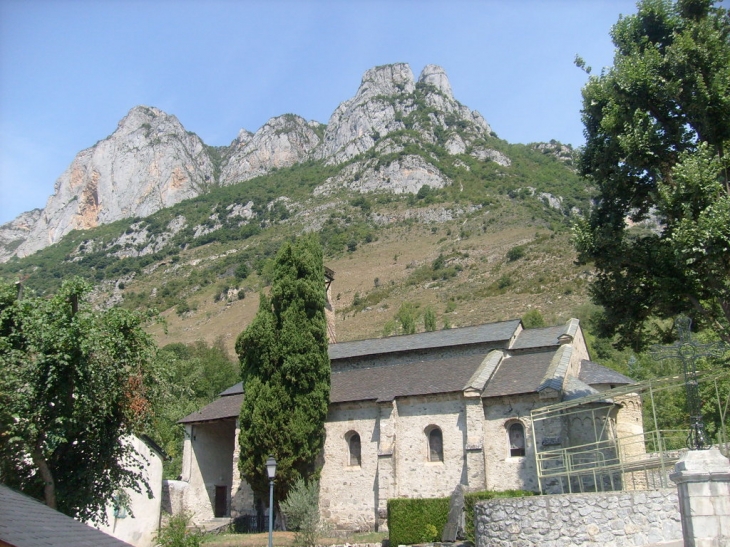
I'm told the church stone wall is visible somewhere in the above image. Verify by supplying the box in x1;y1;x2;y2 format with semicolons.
320;402;380;531
395;395;467;500
181;420;236;521
568;328;590;375
483;397;543;493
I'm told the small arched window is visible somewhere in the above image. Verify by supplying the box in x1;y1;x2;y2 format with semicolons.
508;422;526;457
347;432;361;466
427;427;444;462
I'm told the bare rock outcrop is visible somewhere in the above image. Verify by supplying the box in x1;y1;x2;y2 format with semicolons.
315;63;494;165
316;63;416;164
314;155;450;196
0;209;42;262
14;106;214;258
220;114;323;184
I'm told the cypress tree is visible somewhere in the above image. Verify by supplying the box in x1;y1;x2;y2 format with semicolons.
235;235;330;503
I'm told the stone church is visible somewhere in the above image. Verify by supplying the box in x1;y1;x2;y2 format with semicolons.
172;311;638;531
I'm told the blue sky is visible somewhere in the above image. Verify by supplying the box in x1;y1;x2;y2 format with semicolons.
0;0;638;225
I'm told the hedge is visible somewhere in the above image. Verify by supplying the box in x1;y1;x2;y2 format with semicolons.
387;497;450;546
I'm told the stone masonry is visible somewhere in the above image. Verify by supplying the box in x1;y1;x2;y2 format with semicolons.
474;489;681;547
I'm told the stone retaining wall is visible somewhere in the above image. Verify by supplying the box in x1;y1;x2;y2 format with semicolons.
474;489;681;547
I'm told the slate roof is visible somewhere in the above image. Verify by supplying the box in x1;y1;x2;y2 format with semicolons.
185;320;593;418
579;360;634;386
178;393;243;424
510;324;568;350
330;353;486;403
0;484;133;547
562;376;601;401
220;382;243;396
328;319;521;361
481;352;555;398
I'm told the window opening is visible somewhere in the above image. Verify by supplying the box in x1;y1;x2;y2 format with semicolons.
509;422;526;457
428;427;443;462
348;433;361;466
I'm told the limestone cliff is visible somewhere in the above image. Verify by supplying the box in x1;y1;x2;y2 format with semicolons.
220;114;323;184
316;63;494;165
12;106;214;258
0;209;42;263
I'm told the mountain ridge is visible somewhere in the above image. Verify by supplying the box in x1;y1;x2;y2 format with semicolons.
0;62;590;350
0;63;527;262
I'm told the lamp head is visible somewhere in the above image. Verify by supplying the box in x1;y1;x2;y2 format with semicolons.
266;455;277;479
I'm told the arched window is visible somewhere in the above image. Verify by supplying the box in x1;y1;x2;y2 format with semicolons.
347;432;361;466
508;422;526;457
427;427;443;462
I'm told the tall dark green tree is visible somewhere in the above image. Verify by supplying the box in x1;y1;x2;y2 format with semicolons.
236;236;330;503
574;0;730;348
0;278;159;522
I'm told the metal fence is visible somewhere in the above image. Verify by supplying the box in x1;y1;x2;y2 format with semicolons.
531;370;730;494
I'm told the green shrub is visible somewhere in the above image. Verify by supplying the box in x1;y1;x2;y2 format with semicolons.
463;490;535;543
424;306;437;332
280;478;327;547
506;245;526;262
155;513;202;547
497;275;512;289
387;497;449;546
521;309;545;328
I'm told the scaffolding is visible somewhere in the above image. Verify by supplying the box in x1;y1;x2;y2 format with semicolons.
530;370;730;494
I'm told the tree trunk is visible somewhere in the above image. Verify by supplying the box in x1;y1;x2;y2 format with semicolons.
31;446;57;510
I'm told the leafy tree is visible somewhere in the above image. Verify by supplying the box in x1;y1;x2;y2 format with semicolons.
574;0;730;348
395;302;418;335
235;235;330;504
424;306;437;332
151;338;239;478
0;278;158;522
522;309;546;328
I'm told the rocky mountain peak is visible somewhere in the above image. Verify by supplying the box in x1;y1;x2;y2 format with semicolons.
418;65;453;99
355;63;416;100
114;105;179;138
220;114;323;184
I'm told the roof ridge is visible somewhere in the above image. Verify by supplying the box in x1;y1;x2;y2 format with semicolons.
538;344;572;393
463;350;504;394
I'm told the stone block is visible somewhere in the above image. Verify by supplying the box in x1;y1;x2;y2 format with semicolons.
690;515;720;538
688;496;715;516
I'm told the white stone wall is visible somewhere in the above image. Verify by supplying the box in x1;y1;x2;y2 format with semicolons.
320;403;380;530
94;435;163;547
181;420;237;521
483;397;542;493
395;395;467;499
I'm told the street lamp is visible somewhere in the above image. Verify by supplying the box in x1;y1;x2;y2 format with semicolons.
266;456;277;547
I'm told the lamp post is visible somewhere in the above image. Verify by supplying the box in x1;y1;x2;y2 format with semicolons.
266;456;277;547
